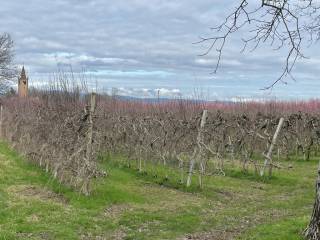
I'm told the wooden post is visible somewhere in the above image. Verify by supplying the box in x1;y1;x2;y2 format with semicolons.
86;92;96;162
187;110;208;188
0;105;3;138
139;148;142;172
260;117;284;177
82;92;96;196
180;158;184;184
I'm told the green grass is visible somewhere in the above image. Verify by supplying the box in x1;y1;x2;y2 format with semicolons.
0;142;317;239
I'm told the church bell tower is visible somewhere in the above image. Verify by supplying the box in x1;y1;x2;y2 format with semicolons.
18;66;28;97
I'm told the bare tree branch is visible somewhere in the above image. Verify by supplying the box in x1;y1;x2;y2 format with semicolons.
198;0;320;89
0;33;17;81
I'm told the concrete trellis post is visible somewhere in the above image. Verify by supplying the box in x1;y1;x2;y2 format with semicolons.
260;117;284;177
186;110;208;188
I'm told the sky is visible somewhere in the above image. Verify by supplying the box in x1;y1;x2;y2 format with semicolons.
1;0;320;100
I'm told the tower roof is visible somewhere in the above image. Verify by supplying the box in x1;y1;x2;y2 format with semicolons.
20;66;26;79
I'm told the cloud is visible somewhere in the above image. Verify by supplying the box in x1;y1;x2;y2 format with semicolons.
0;0;319;100
109;87;182;98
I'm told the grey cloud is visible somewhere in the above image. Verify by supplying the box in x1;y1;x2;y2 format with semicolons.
0;0;319;100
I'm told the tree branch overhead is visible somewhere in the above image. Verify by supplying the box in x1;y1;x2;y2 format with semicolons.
198;0;320;89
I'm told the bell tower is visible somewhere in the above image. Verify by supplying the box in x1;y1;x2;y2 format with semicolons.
18;66;28;97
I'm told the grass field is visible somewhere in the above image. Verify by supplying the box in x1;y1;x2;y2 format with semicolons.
0;142;317;240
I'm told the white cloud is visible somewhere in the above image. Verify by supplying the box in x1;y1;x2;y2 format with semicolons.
109;87;182;98
155;88;181;97
0;0;319;100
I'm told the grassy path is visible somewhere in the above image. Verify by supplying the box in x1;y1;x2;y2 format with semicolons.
0;142;317;239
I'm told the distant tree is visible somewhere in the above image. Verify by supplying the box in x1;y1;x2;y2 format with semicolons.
0;33;16;81
198;0;320;89
199;1;320;239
